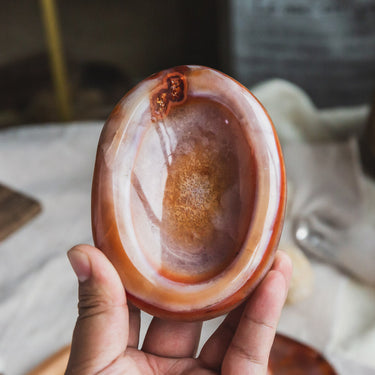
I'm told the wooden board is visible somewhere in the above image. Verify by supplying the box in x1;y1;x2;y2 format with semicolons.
26;345;70;375
0;183;41;241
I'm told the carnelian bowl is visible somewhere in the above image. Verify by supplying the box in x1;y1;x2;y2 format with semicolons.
92;66;286;321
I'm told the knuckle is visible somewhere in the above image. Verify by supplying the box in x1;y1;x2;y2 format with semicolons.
230;342;266;367
243;311;275;331
77;291;125;319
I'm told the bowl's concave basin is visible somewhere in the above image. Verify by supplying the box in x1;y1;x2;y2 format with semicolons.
92;65;286;321
131;96;256;283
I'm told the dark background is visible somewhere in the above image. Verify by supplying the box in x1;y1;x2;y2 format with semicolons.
0;0;374;127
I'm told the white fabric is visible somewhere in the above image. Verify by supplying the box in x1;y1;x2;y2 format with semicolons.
254;80;375;374
0;123;100;374
0;80;374;374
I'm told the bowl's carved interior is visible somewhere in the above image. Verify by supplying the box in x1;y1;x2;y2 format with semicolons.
131;96;256;283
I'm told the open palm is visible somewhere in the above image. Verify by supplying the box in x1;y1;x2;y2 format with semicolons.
65;245;291;375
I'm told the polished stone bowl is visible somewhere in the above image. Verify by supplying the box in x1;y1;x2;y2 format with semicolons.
92;65;286;321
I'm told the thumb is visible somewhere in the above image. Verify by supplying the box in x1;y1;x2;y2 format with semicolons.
65;244;128;375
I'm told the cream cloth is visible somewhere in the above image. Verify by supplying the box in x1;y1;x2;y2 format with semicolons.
254;80;375;374
0;80;374;374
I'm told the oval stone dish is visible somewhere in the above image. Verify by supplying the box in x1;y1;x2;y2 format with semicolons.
92;65;286;321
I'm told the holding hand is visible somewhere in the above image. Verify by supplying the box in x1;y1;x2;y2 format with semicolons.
66;244;292;375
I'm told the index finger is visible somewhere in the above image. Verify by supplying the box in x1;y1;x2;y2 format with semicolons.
221;251;292;374
199;251;292;371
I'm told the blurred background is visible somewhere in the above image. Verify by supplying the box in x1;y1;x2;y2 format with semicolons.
1;1;375;374
1;0;375;127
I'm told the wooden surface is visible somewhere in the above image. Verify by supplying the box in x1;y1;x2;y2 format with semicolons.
0;184;41;241
26;345;70;375
269;334;337;374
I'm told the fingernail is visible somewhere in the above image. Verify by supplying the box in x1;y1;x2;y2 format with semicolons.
67;249;91;282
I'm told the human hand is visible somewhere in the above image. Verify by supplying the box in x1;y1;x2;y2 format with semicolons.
65;245;292;375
